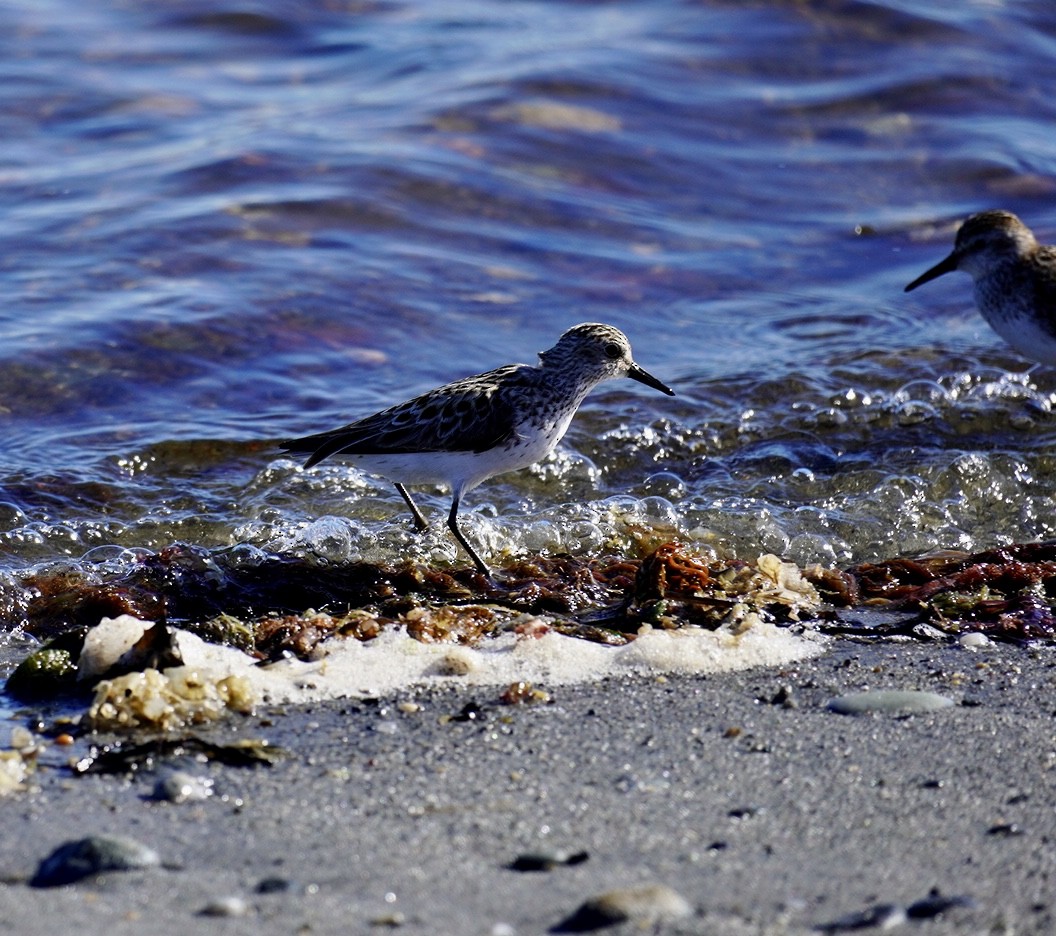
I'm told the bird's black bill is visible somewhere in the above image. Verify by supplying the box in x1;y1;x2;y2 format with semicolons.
904;252;958;292
628;363;675;396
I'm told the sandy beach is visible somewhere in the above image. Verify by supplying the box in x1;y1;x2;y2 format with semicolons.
0;634;1051;935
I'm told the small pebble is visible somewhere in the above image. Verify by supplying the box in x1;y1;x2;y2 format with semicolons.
906;888;977;918
31;835;160;887
434;651;474;676
9;727;34;750
199;895;249;917
818;889;976;931
828;689;955;715
766;684;797;708
508;849;589;872
958;631;991;649
153;770;214;804
818;903;907;932
256;876;296;894
500;681;550;705
450;702;484;723
986;822;1025;837
553;883;691;932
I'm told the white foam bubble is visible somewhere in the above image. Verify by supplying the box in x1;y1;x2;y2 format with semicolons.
165;616;825;705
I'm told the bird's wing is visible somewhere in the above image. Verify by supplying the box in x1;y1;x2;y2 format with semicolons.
281;366;524;468
1035;251;1056;337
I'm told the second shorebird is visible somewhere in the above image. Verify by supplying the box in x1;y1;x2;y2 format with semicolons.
281;322;675;576
904;209;1056;365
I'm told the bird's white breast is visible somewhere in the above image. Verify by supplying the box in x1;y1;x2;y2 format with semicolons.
975;276;1056;364
337;408;575;493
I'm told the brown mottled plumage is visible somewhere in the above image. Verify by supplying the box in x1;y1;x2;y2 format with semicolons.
281;323;674;575
906;210;1056;364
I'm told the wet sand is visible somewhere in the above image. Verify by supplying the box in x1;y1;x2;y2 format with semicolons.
0;637;1052;934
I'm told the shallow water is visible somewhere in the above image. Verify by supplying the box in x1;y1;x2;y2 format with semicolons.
2;0;1056;639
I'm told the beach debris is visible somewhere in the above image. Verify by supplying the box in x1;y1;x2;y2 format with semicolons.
428;649;477;676
404;604;500;644
763;683;797;708
5;643;80;701
817;903;906;932
906;889;977;918
0;729;39;795
21;564;161;639
818;888;976;931
256;876;298;894
30;835;160;887
499;681;550;705
73;736;283;775
196;612;256;653
508;849;588;872
824;542;1056;639
256;608;385;659
152;768;214;803
14;539;1056;697
0;751;35;796
7;617;194;702
3;544;826;718
802;565;860;606
13;541;820;658
88;664;256;731
78;616;182;682
986;822;1025;837
958;631;991;649
198;895;250;917
552;883;692;932
441;701;486;724
7;544;826;720
625;544;820;631
828;690;955;715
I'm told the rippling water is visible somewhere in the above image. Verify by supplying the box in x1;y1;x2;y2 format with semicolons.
2;0;1056;636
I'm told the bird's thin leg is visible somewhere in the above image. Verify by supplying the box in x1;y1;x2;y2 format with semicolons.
446;493;490;577
394;483;430;532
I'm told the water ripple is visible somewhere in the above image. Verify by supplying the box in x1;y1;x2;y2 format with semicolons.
0;0;1055;618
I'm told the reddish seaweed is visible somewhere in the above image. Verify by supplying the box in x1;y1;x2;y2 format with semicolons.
830;541;1056;639
15;538;1056;696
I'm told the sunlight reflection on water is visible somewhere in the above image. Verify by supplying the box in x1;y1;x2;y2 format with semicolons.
0;0;1054;615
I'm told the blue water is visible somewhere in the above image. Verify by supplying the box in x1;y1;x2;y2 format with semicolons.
1;0;1056;631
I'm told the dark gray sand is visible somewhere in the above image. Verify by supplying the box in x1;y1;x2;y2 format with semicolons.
1;638;1053;934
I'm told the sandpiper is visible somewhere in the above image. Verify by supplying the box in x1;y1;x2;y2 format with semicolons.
281;323;675;576
905;210;1056;364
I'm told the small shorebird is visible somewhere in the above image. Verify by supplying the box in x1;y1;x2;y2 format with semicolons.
281;322;675;576
905;210;1056;364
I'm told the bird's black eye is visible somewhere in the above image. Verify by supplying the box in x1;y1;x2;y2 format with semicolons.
603;342;622;359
